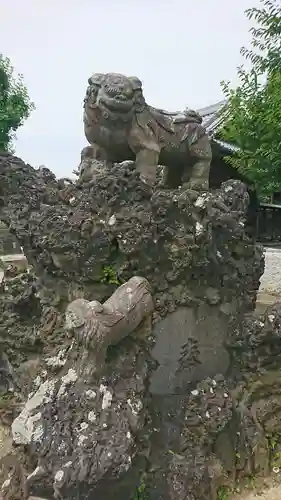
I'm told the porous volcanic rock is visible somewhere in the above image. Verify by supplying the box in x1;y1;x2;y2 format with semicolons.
0;153;267;500
6;338;154;500
227;304;281;479
0;154;263;318
146;304;281;500
1;276;156;500
0;269;41;368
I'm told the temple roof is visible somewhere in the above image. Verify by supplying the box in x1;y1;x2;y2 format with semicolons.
197;99;239;153
197;99;227;135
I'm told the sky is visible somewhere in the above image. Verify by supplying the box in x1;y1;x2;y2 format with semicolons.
1;0;259;177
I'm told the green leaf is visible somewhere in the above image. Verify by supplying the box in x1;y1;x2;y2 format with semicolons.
219;0;281;197
0;53;35;152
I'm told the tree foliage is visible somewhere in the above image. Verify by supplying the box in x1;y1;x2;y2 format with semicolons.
220;0;281;198
0;54;35;152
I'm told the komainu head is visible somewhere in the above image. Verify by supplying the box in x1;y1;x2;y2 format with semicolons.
84;72;144;122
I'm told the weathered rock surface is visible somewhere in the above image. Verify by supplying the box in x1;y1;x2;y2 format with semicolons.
9;343;152;500
2;276;155;500
0;153;262;311
0;269;42;369
147;304;281;500
0;222;22;255
0;152;273;500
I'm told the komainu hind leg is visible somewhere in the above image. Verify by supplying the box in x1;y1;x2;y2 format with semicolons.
182;134;212;191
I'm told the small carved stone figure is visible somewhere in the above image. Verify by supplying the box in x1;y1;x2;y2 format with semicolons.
65;276;154;375
83;72;212;190
76;145;95;182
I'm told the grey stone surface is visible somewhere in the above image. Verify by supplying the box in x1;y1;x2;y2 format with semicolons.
150;306;230;394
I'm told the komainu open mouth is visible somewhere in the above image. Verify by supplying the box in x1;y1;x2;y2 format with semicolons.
99;95;134;113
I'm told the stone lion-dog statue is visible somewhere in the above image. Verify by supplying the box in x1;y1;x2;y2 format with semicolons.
82;72;212;190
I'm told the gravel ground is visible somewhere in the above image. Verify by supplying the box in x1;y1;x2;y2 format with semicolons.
231;480;281;500
238;486;281;499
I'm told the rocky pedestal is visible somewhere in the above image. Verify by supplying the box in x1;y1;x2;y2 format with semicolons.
0;222;22;256
0;153;277;500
